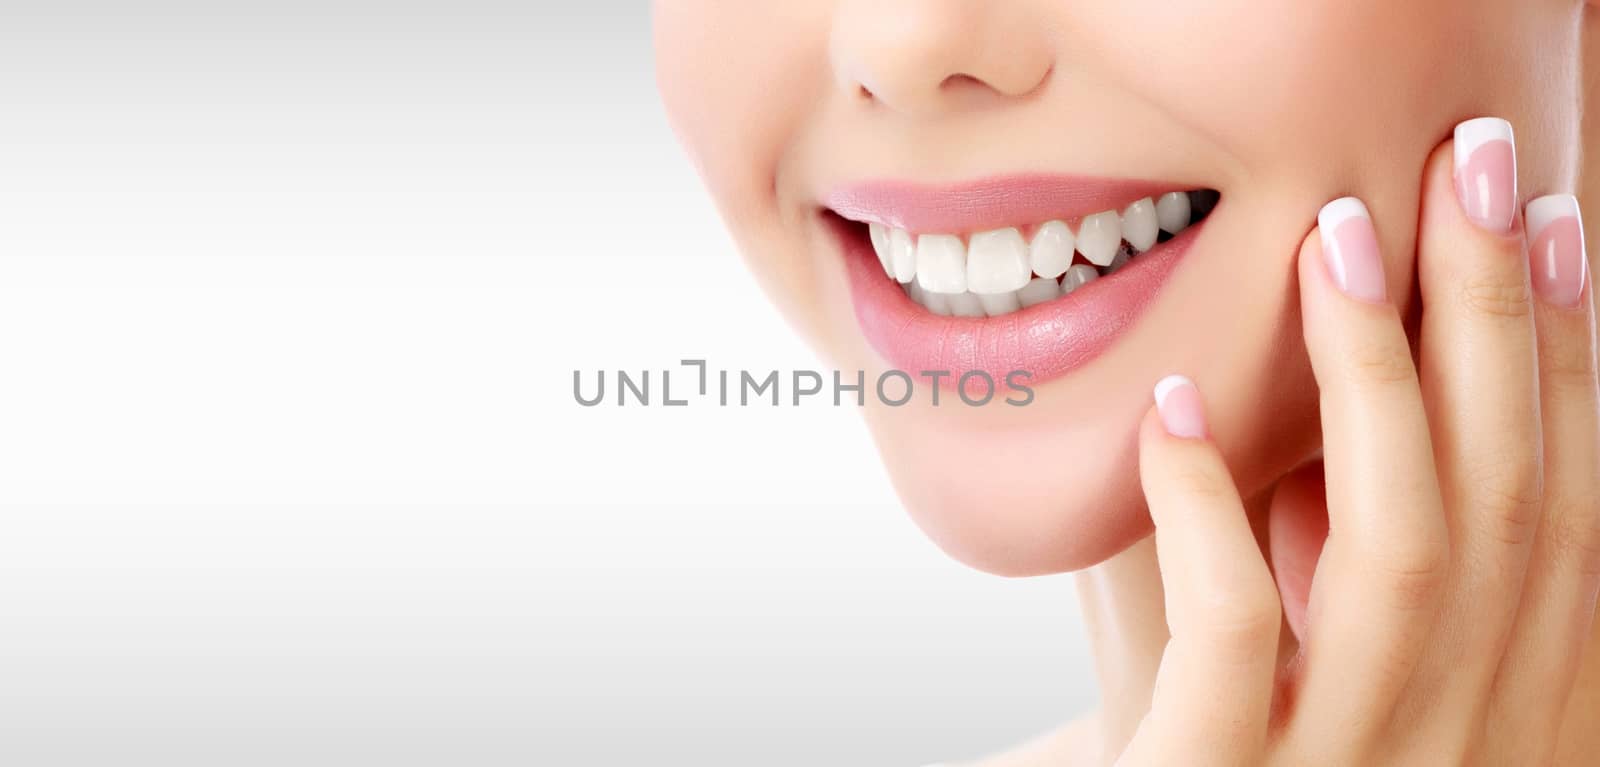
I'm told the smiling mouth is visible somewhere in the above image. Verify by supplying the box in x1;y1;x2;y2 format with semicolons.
823;175;1219;385
857;190;1217;318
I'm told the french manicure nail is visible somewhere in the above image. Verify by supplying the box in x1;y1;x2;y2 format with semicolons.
1154;375;1207;439
1454;117;1518;234
1318;197;1388;304
1526;194;1588;309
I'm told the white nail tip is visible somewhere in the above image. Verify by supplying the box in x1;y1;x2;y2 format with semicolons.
1526;194;1580;238
1317;197;1370;232
1153;375;1195;408
1318;197;1370;260
1454;117;1515;165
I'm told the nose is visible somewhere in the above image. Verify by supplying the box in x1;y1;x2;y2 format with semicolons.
831;0;1054;117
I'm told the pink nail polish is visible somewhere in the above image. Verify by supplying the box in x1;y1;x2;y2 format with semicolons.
1318;197;1388;304
1154;375;1208;439
1526;195;1588;309
1454;118;1518;234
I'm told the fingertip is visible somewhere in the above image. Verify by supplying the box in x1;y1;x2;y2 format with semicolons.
1526;194;1589;310
1314;196;1388;304
1153;374;1209;440
1451;117;1519;235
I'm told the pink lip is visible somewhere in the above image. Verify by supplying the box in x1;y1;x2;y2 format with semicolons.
827;177;1202;386
823;174;1179;234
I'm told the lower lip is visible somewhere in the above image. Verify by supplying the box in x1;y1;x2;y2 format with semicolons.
837;218;1200;386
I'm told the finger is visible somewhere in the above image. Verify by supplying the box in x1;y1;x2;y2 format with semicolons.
1286;201;1447;754
1412;121;1543;698
1491;195;1600;752
1121;376;1277;767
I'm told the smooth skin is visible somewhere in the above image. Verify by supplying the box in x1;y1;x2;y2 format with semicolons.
1127;141;1598;765
655;1;1600;763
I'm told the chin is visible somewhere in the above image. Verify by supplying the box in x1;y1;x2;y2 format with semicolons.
862;395;1157;577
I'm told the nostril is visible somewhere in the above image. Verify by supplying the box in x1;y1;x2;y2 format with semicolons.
939;74;983;91
936;71;1045;105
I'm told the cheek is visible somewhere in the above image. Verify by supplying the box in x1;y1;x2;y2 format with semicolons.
654;2;828;226
654;2;837;337
1096;0;1466;179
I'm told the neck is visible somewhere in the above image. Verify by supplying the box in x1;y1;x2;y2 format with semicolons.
1072;535;1168;762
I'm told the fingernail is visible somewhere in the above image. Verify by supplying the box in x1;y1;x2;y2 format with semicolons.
1526;194;1589;309
1154;375;1207;439
1454;117;1518;234
1318;197;1388;304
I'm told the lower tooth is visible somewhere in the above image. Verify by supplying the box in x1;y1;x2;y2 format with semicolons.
907;279;927;303
1061;264;1099;295
908;281;952;316
1017;277;1061;308
946;292;985;318
978;291;1021;317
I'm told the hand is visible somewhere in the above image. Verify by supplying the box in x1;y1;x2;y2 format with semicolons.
1124;120;1598;766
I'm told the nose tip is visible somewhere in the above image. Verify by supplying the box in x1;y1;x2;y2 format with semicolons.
831;1;1053;117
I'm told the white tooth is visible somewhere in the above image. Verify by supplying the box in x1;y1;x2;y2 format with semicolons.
1029;220;1075;279
889;232;915;286
1017;277;1061;308
908;280;953;315
1157;192;1192;234
1060;264;1100;295
1076;211;1122;266
915;234;967;294
978;291;1021;317
966;228;1031;294
889;228;916;283
870;223;894;278
1121;198;1159;253
946;292;985;318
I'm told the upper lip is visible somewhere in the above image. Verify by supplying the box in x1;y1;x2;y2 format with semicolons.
822;174;1190;234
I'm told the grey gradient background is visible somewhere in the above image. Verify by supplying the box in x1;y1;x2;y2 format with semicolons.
0;4;1095;765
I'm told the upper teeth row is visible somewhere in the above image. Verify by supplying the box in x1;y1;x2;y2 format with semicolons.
868;192;1195;295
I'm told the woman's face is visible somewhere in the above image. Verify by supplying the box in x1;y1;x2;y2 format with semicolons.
654;1;1583;575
